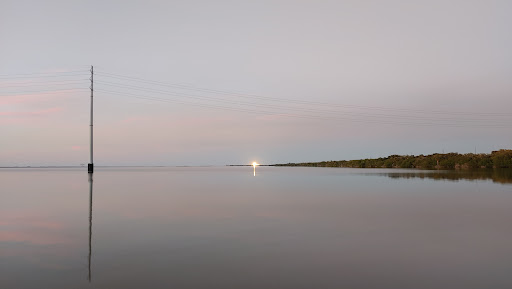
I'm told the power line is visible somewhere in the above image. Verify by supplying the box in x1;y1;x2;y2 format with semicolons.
0;80;87;88
0;77;88;84
0;72;89;80
94;80;511;124
0;88;87;96
0;70;89;77
96;88;509;128
1;68;509;128
96;70;511;117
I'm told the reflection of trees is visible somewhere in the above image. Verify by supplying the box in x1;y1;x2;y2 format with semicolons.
385;169;512;184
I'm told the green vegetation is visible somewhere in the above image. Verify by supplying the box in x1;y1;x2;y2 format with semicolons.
275;149;512;170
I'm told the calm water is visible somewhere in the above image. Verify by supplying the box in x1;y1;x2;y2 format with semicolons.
1;167;512;289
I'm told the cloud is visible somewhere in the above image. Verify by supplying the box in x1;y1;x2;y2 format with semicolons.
0;107;63;117
0;217;67;246
0;89;80;105
0;106;65;125
71;145;83;151
255;113;298;121
121;116;148;124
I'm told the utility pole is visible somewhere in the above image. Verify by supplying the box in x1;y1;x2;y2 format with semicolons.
88;66;94;173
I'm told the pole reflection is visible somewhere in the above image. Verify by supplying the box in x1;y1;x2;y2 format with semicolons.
88;173;93;282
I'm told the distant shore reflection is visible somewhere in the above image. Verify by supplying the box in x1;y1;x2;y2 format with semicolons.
372;169;512;184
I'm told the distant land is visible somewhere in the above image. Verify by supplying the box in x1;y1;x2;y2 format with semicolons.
275;149;512;170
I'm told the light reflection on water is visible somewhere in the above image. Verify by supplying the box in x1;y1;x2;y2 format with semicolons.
1;167;512;289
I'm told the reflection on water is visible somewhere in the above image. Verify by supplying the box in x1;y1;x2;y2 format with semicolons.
2;166;512;289
88;173;93;282
372;169;512;184
252;162;259;176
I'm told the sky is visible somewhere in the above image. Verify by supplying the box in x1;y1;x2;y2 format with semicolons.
1;0;511;166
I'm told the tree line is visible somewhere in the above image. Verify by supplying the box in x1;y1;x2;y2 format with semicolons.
275;149;512;169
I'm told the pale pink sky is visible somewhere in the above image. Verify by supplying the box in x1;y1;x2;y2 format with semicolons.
1;0;511;166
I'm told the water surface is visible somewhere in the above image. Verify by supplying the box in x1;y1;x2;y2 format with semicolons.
1;167;511;288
